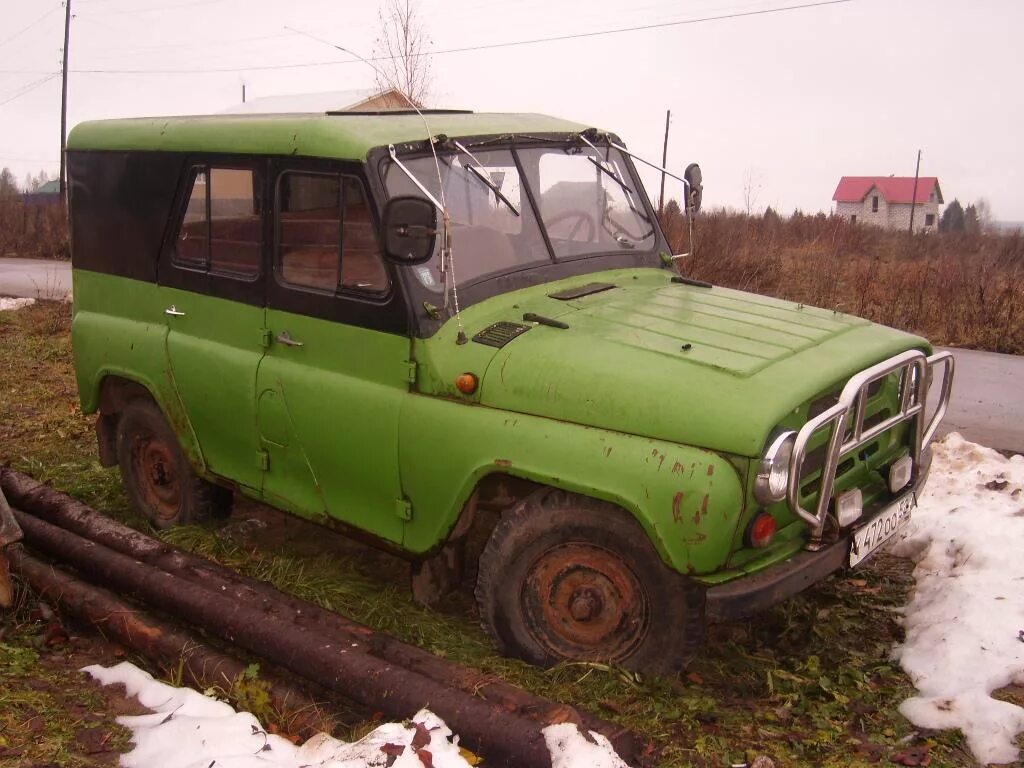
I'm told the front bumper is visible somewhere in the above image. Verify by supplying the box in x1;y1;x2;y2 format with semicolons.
705;446;933;622
704;539;848;622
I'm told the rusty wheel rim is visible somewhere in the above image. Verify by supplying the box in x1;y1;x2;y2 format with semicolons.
131;435;181;523
521;543;650;663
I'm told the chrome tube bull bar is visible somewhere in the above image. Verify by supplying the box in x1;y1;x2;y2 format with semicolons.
787;349;955;550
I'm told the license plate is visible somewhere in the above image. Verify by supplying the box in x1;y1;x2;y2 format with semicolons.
849;492;915;567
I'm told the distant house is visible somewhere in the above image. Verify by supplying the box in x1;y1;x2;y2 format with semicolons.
221;87;417;115
23;179;61;207
832;176;943;231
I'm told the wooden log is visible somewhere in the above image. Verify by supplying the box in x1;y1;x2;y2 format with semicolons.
6;545;337;738
0;466;638;757
12;510;573;768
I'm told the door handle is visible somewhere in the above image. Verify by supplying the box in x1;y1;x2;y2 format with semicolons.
165;305;186;317
275;331;304;348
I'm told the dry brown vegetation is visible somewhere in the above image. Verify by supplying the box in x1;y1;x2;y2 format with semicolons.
0;200;68;260
662;208;1024;355
3;199;1023;353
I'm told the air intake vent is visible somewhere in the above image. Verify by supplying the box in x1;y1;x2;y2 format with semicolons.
472;321;531;348
548;282;616;300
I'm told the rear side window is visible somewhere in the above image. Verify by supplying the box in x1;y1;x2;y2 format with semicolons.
174;166;262;278
276;172;388;294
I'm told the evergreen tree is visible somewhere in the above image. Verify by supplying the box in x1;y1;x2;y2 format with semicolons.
939;199;965;232
964;204;981;234
0;167;19;200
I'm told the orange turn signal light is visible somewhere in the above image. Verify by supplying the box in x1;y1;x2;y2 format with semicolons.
456;373;479;394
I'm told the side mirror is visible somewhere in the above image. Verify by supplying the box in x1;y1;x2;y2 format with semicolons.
382;196;438;265
684;163;703;215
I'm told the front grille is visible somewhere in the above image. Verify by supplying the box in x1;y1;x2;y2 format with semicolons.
800;409;892;479
808;377;885;419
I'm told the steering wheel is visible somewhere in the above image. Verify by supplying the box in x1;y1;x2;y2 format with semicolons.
545;209;596;241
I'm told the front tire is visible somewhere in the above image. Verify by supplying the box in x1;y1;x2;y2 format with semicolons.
115;399;230;528
475;491;704;674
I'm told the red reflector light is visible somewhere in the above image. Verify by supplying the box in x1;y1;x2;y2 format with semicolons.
748;513;777;548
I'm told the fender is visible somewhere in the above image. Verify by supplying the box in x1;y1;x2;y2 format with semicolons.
398;394;748;575
71;273;205;469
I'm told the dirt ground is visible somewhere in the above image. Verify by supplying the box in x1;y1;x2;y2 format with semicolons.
0;603;146;768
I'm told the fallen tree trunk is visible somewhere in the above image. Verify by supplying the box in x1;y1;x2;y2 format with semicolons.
0;467;636;754
6;545;337;739
12;508;616;768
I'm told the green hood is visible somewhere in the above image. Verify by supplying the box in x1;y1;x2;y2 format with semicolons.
416;269;926;457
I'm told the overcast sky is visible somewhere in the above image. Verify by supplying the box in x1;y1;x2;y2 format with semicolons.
1;0;1021;219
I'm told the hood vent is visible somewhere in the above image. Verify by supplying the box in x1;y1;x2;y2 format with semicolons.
472;321;532;348
548;282;616;300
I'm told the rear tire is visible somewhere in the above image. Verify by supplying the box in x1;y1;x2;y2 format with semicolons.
475;490;704;675
115;399;231;528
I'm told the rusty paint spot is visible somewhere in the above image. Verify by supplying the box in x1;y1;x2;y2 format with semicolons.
657;453;665;471
701;495;709;514
671;461;685;475
672;492;685;523
707;465;715;476
604;446;613;458
494;459;512;469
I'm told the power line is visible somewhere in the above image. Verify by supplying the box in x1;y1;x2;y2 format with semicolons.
0;5;62;51
79;0;230;16
0;73;61;108
15;0;853;75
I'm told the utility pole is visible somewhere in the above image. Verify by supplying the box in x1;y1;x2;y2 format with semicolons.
242;83;246;103
658;109;671;216
908;149;921;237
58;0;72;200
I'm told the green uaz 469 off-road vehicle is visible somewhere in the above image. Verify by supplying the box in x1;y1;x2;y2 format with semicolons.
67;110;953;673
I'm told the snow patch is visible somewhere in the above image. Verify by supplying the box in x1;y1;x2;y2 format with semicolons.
85;661;635;768
892;433;1024;765
0;297;35;311
543;723;632;768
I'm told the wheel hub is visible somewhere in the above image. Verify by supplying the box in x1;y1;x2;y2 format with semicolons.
522;543;650;662
132;437;181;522
569;588;602;621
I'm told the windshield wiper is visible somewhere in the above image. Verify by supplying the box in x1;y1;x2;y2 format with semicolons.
388;145;444;212
452;140;520;217
586;155;633;195
576;136;651;225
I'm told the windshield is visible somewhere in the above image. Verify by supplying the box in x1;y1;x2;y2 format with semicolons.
383;144;657;292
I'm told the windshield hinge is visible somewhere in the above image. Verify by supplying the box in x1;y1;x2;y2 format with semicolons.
395;498;413;521
405;360;418;385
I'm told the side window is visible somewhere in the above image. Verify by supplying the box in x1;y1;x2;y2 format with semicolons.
277;172;388;295
173;165;262;278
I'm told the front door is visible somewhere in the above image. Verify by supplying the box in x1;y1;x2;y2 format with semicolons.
257;166;410;543
160;161;267;493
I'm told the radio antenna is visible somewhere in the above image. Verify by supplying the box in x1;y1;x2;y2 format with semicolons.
284;26;467;344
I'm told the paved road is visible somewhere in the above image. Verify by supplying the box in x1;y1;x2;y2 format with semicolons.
0;257;71;300
1;258;1021;452
934;346;1024;454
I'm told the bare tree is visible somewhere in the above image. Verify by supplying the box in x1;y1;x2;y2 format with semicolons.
974;198;993;234
742;168;762;216
372;0;433;106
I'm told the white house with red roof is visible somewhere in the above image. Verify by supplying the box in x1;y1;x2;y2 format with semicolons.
832;176;943;231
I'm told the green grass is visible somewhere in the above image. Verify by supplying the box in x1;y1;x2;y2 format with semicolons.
0;301;983;767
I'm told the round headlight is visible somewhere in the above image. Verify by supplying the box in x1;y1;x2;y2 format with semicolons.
754;430;796;505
